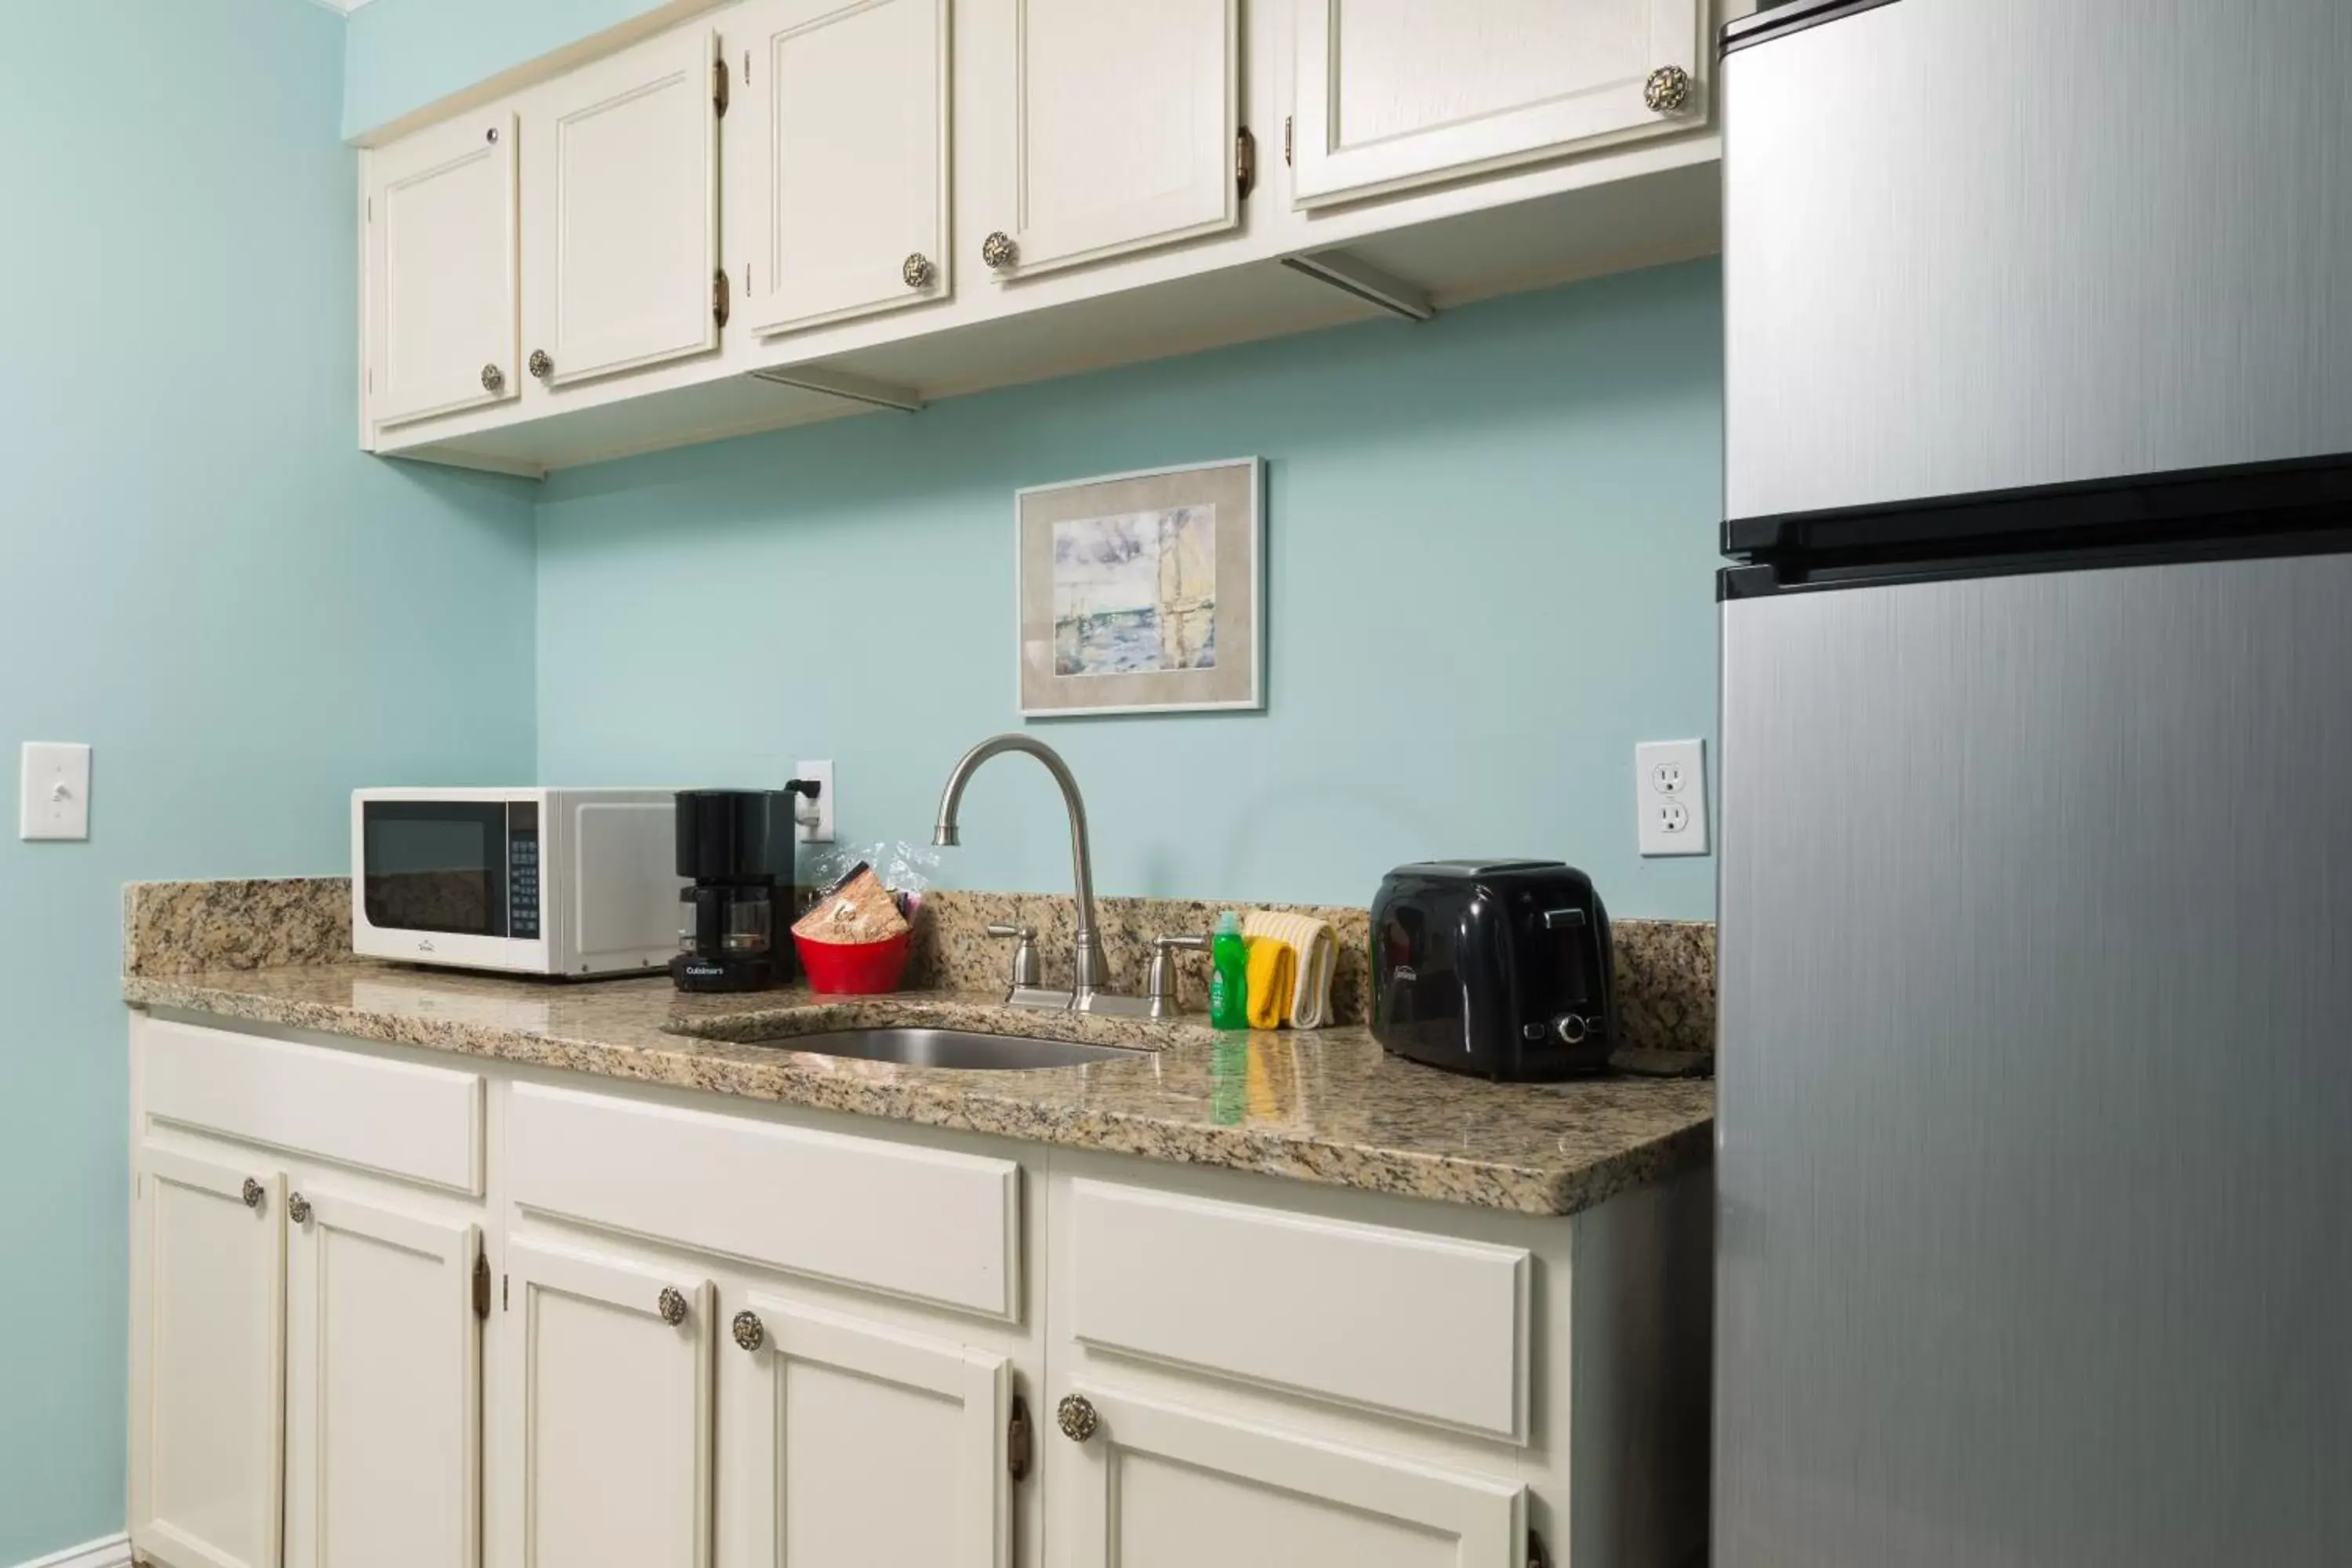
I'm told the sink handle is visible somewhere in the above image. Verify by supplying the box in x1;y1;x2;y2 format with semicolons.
985;924;1043;991
1146;934;1210;1019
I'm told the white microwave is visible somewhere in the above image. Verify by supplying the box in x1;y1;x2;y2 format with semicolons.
352;788;681;978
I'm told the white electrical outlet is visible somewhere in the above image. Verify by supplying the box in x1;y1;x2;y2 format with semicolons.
1635;739;1708;857
20;742;92;841
793;760;835;844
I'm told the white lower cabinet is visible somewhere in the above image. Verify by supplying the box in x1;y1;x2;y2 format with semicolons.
132;1150;287;1568
286;1191;483;1568
1047;1387;1523;1568
719;1296;1014;1567
496;1240;716;1568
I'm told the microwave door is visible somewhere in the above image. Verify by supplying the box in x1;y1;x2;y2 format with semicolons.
361;800;511;938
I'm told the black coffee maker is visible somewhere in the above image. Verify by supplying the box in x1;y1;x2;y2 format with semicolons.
670;784;818;993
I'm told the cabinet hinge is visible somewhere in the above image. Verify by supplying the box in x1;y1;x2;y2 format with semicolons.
1283;114;1294;167
502;1273;510;1311
713;55;730;117
1526;1528;1551;1568
473;1251;492;1319
366;195;373;223
713;267;731;328
1236;125;1257;199
1007;1396;1033;1482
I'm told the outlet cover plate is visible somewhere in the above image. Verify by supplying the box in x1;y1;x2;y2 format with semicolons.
21;742;91;841
794;760;835;844
1636;739;1707;856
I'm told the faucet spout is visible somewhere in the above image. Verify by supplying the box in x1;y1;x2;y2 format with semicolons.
932;734;1105;1000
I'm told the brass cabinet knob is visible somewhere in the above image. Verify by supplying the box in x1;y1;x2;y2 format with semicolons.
241;1178;265;1210
731;1310;764;1352
1644;64;1693;114
656;1287;689;1326
902;252;936;289
528;350;554;379
481;362;506;394
980;230;1017;270
1055;1393;1098;1443
288;1192;312;1225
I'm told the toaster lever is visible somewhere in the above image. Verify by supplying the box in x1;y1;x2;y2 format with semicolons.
1540;908;1587;931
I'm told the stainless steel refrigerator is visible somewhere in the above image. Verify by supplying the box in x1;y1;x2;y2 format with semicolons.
1714;1;2352;1563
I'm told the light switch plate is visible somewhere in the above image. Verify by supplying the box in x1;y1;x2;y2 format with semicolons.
794;760;835;844
1635;739;1708;857
21;742;92;840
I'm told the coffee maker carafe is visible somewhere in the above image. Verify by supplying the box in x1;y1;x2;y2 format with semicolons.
670;786;814;993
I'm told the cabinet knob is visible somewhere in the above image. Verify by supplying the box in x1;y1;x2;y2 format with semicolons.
902;252;936;290
1055;1393;1098;1443
731;1310;764;1352
288;1192;313;1225
1643;65;1693;115
980;230;1017;270
528;349;554;379
241;1178;265;1210
656;1287;689;1326
481;362;506;394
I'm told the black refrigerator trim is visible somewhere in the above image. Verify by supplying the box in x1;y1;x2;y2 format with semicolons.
1720;452;2352;599
1721;0;1907;56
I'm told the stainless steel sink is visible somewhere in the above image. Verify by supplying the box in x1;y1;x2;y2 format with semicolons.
753;1027;1145;1070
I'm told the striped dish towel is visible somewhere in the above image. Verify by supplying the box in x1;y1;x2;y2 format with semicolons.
1240;910;1338;1029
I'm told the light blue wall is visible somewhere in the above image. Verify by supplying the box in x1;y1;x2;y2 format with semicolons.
343;0;674;137
537;261;1723;916
0;2;539;1559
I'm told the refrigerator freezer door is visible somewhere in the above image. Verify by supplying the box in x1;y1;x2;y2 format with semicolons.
1716;554;2352;1566
1723;0;2352;525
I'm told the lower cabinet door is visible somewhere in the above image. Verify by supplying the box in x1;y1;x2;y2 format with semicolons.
1047;1387;1525;1568
718;1298;1011;1568
499;1240;716;1568
285;1189;481;1568
132;1150;287;1568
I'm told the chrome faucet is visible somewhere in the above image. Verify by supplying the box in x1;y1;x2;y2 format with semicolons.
935;734;1142;1013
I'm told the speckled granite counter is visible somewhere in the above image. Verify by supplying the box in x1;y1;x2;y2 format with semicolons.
122;960;1711;1218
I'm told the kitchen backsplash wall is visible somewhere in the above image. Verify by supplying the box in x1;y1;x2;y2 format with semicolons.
535;260;1726;920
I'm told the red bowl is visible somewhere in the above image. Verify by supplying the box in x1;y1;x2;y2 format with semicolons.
794;929;912;995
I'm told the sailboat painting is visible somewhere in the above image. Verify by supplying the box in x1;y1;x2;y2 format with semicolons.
1052;506;1218;677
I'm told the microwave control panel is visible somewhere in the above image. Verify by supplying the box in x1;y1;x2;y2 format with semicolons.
507;801;541;939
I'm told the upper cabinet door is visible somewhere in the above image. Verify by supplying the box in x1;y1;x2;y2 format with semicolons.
1046;1387;1524;1568
717;1296;1011;1568
964;0;1239;280
132;1150;286;1568
1291;0;1702;208
285;1191;481;1568
523;28;723;389
737;0;951;337
497;1240;715;1568
366;111;520;428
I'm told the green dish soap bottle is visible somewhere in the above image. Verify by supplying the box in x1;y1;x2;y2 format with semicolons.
1209;911;1250;1030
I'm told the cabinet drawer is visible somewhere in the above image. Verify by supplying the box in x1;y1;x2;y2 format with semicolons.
140;1018;485;1196
1068;1181;1531;1441
506;1083;1021;1320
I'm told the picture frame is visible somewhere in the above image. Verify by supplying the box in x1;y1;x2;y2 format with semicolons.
1015;456;1265;718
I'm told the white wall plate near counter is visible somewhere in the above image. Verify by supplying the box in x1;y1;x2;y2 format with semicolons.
20;741;91;840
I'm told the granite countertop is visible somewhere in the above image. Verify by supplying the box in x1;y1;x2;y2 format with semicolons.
123;961;1713;1218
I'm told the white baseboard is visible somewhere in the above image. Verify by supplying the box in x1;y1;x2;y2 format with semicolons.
15;1533;131;1568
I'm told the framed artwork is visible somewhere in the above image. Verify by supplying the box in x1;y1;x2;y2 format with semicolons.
1015;457;1265;717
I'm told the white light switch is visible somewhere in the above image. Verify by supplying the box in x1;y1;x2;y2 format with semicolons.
794;759;835;844
1635;739;1708;857
20;742;92;841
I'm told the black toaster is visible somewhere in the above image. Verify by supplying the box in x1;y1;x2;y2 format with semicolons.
1371;861;1614;1080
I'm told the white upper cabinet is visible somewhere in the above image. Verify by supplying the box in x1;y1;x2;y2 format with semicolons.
521;28;724;389
365;111;519;427
285;1191;481;1568
496;1240;716;1568
718;1296;1012;1568
1291;0;1703;207
963;0;1240;280
735;0;951;337
132;1151;287;1568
